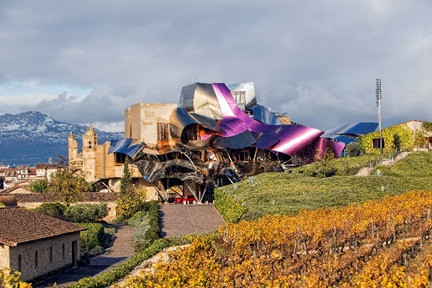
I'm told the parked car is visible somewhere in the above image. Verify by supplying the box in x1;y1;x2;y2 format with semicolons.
174;195;197;204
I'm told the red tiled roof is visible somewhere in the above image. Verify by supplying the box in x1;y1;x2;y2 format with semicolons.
0;208;84;246
46;164;60;169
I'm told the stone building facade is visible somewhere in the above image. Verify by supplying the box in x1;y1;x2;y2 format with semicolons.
124;103;177;147
68;125;151;194
0;208;83;281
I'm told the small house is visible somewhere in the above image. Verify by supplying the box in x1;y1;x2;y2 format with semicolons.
0;207;84;281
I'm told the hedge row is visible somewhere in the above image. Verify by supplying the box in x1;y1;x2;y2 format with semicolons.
133;201;160;252
68;237;191;288
214;189;247;223
79;223;105;254
65;204;108;223
32;203;108;223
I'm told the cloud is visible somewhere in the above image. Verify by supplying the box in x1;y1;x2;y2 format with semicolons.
30;87;129;124
0;0;431;131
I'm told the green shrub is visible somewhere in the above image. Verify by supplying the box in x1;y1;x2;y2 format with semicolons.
214;189;247;223
145;202;160;240
132;201;160;252
79;223;105;253
64;203;108;223
32;202;66;219
68;236;192;288
103;226;117;236
89;246;104;257
344;142;364;157
133;221;151;252
29;179;48;193
116;186;148;219
127;211;147;228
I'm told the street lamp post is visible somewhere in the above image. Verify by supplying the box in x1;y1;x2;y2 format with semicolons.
376;79;383;155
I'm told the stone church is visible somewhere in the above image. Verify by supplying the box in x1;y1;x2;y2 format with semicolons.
68;125;145;193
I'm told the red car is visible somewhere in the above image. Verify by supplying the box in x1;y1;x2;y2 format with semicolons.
173;195;197;204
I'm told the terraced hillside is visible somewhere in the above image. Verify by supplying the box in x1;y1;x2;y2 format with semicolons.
121;189;432;287
215;152;432;221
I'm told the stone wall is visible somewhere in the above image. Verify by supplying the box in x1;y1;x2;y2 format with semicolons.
0;244;10;268
8;232;80;281
124;103;177;145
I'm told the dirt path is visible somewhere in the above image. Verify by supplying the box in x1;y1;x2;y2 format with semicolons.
355;152;411;177
33;224;137;288
159;203;226;237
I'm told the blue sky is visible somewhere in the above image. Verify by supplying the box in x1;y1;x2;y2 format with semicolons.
1;0;431;132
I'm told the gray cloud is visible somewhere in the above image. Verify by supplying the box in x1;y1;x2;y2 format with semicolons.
0;0;431;131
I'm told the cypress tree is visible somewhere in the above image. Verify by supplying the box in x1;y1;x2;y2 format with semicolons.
120;158;132;194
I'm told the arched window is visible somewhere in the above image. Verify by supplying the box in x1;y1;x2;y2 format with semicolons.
35;250;38;268
18;255;22;271
50;246;53;263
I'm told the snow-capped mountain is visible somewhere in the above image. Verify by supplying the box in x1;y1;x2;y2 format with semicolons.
0;111;123;166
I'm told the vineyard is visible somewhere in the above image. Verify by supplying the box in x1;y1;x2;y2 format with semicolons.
122;190;432;287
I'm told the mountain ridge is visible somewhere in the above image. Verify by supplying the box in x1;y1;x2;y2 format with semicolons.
0;111;123;166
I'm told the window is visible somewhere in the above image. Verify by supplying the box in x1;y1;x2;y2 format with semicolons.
18;255;22;271
62;244;65;259
50;246;53;263
88;141;92;148
238;151;251;162
181;124;199;143
115;153;126;164
372;138;384;148
157;122;169;141
232;90;247;111
35;250;38;268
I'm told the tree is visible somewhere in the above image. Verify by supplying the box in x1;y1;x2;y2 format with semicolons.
345;142;364;157
315;148;337;178
0;268;31;288
116;185;147;219
48;169;87;205
393;133;401;153
120;158;133;194
29;179;48;193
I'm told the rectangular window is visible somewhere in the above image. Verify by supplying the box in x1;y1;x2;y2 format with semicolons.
35;250;38;268
372;138;384;148
232;91;247;111
49;246;53;263
115;153;126;164
157;122;169;141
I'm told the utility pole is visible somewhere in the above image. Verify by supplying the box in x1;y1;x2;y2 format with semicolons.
376;79;383;155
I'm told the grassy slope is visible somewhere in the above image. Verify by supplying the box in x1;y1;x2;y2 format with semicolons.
287;154;379;176
217;152;432;221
